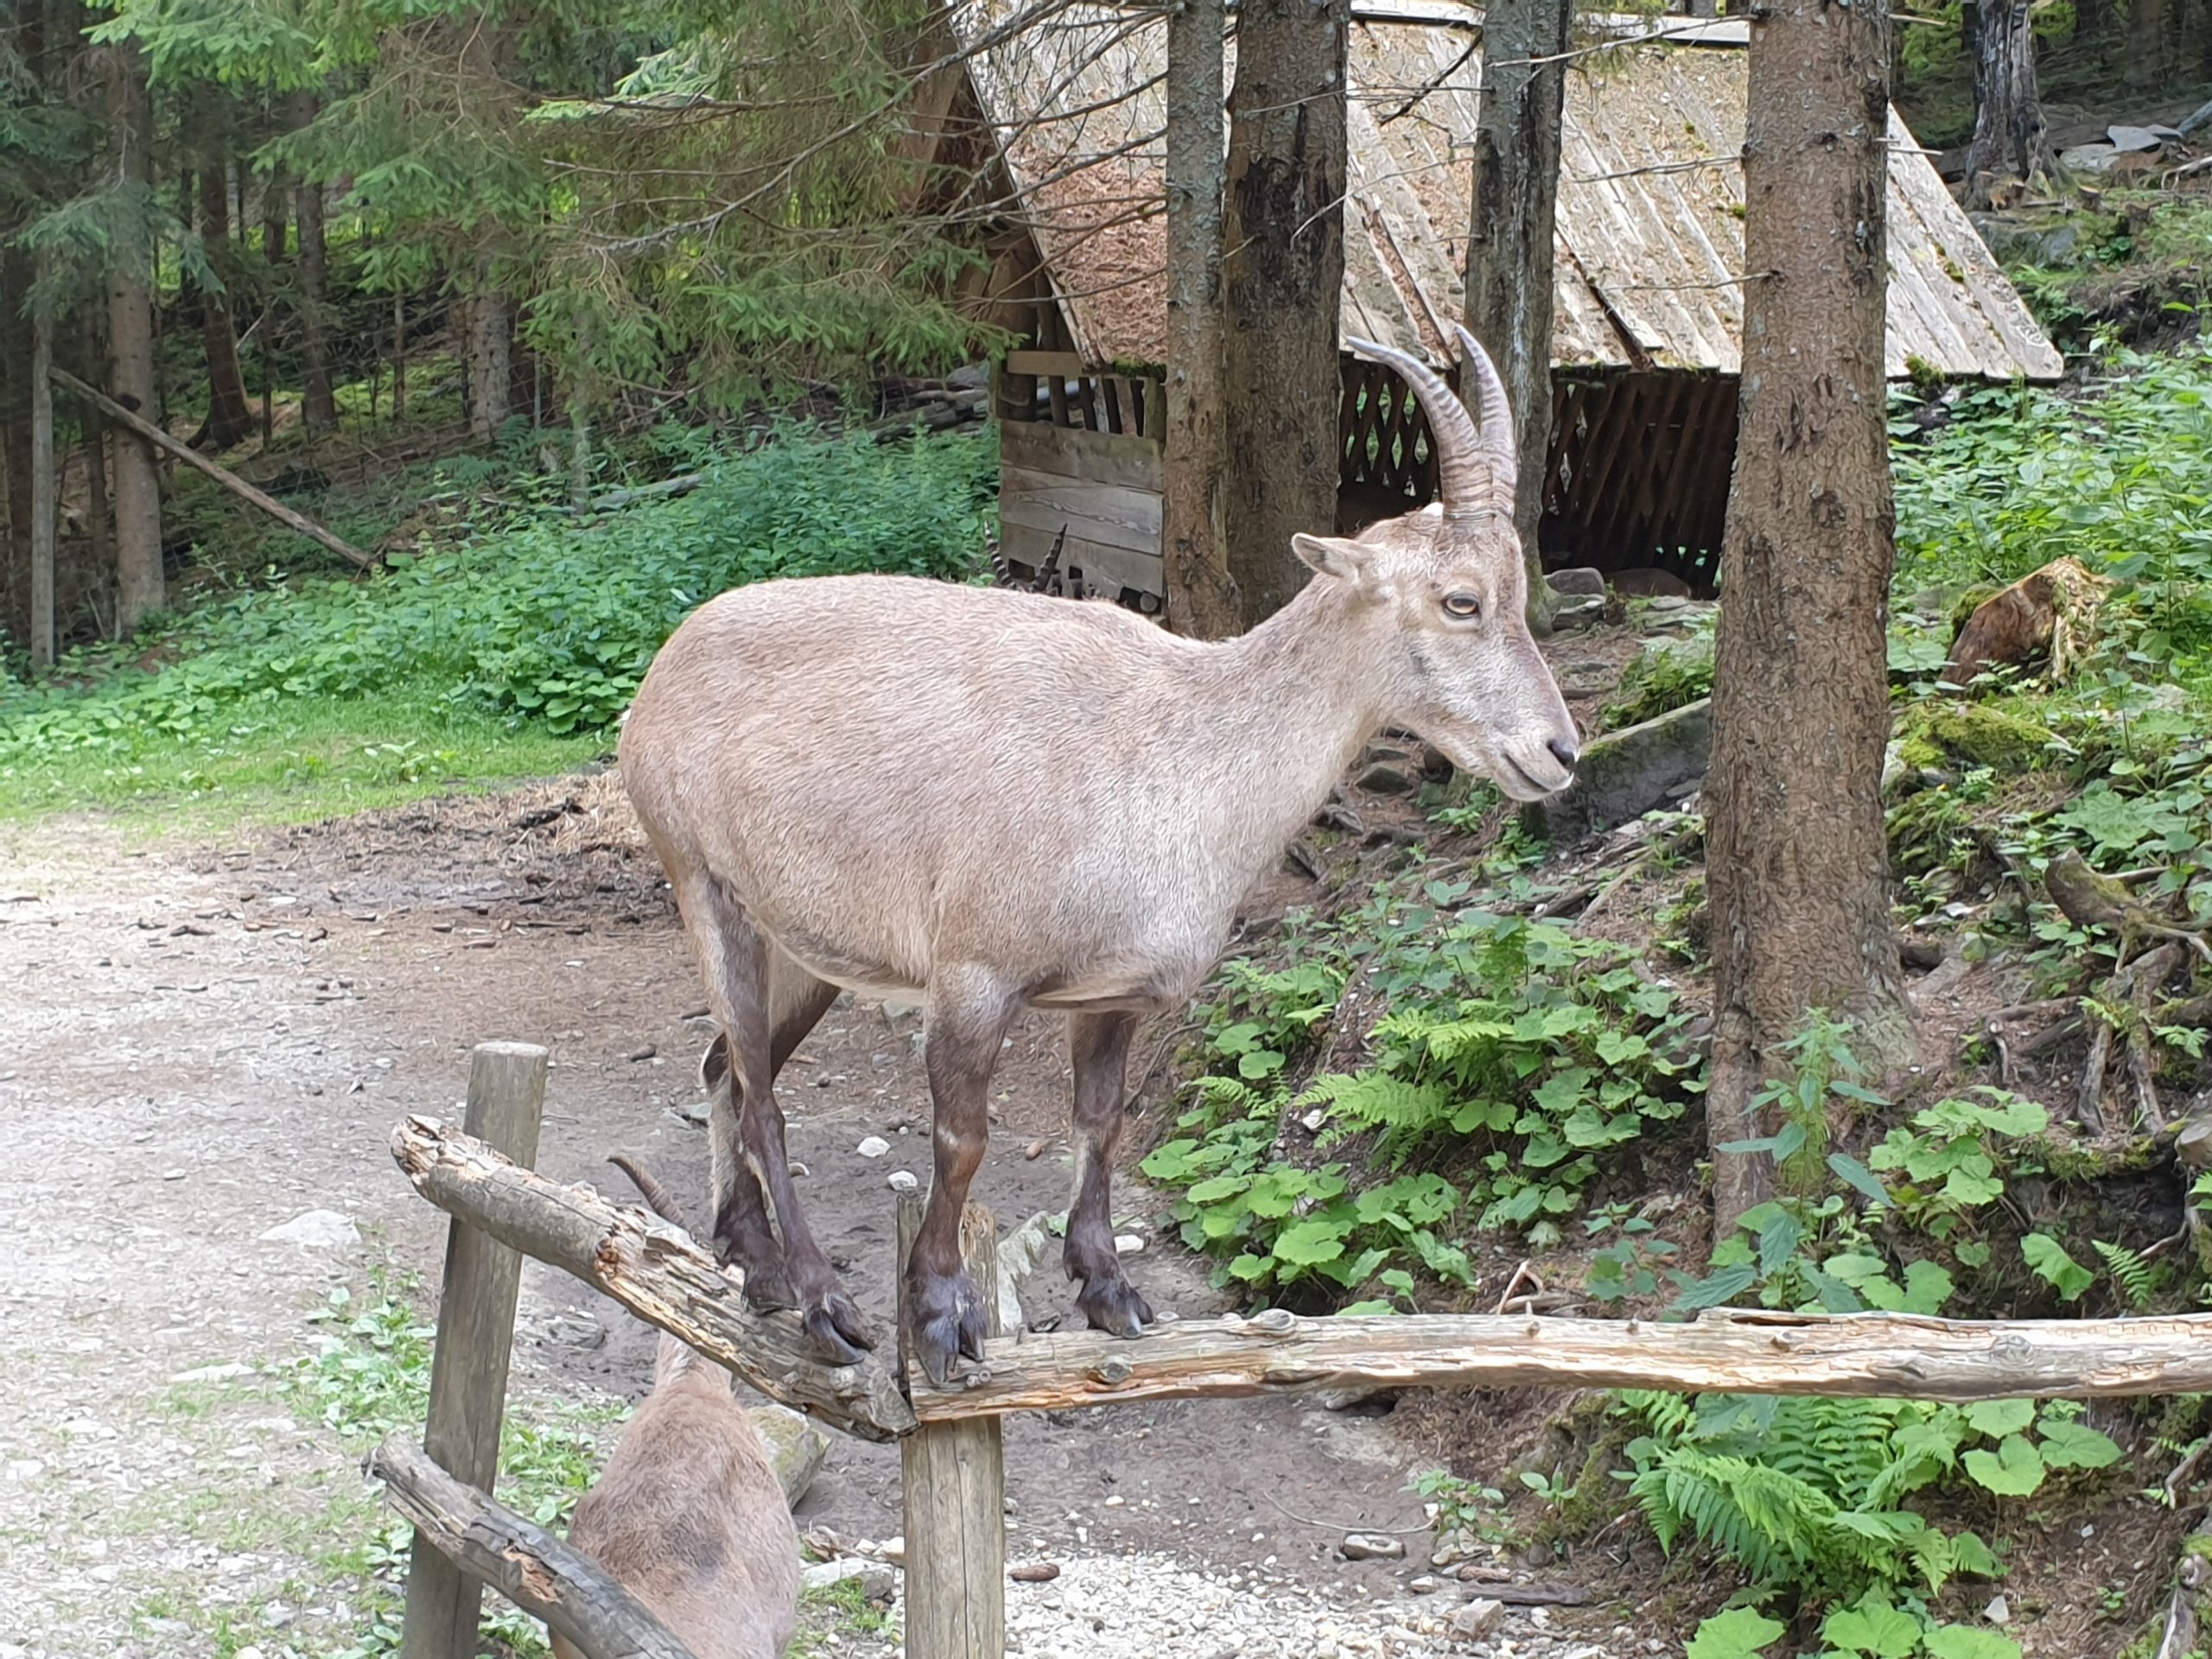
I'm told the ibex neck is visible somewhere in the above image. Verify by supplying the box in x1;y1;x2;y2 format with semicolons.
1196;578;1390;865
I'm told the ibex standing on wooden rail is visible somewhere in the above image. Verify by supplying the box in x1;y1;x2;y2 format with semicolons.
620;327;1579;1383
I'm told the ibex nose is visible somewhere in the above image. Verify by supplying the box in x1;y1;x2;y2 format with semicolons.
1548;736;1580;771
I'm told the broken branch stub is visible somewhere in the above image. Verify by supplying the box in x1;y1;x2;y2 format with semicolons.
388;1116;915;1441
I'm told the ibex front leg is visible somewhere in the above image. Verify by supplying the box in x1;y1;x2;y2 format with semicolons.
908;973;1019;1386
1066;1011;1154;1337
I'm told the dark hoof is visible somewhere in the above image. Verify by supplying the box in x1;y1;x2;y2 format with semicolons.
907;1269;987;1387
1076;1274;1154;1339
803;1302;873;1368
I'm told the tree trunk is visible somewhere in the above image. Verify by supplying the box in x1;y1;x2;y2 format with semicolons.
30;279;56;670
1962;0;2057;208
1705;0;1912;1235
1222;0;1350;629
105;39;164;633
2;247;33;651
290;97;338;435
467;260;513;441
193;107;257;453
1161;0;1243;639
1464;0;1573;633
2128;0;2167;84
261;162;288;264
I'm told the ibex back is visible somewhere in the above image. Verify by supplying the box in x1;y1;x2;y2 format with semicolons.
620;327;1579;1382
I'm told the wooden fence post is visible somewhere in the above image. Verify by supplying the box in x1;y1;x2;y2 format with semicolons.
401;1041;550;1659
897;1196;1007;1659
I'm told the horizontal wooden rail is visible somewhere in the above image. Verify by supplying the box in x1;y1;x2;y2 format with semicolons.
393;1120;2212;1432
907;1303;2212;1418
373;1433;695;1659
390;1116;915;1442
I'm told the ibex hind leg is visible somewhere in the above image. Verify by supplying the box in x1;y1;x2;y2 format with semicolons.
683;873;873;1363
908;970;1021;1386
1065;1011;1154;1338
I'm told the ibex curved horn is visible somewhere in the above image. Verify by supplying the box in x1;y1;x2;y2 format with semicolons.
1452;324;1518;499
1344;334;1509;518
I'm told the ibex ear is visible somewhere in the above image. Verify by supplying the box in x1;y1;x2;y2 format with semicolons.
1292;533;1376;590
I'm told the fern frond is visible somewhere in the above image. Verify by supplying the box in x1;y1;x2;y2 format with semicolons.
2094;1239;2158;1310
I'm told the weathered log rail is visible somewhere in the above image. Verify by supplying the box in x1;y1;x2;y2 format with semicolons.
390;1114;915;1441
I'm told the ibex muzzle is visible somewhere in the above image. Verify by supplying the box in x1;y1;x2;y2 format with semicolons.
620;327;1576;1383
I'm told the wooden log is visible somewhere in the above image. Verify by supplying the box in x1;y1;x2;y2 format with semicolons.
372;1433;694;1659
898;1197;1006;1659
48;365;377;569
403;1043;550;1659
389;1116;915;1442
904;1305;2212;1421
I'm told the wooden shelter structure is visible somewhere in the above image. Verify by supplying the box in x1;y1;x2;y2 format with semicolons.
930;2;2063;608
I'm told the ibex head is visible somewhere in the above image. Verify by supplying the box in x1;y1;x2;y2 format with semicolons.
1291;326;1579;802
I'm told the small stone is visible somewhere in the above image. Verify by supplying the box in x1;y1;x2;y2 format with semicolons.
1357;762;1417;796
1450;1599;1504;1641
1985;1595;2011;1625
259;1209;361;1251
802;1559;871;1592
857;1135;892;1158
887;1171;918;1192
1340;1533;1407;1561
171;1362;253;1384
1408;1576;1440;1594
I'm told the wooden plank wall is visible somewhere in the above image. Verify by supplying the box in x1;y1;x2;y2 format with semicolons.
1539;371;1736;594
997;418;1166;611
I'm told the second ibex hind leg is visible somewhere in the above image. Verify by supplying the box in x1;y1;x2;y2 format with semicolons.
1065;1011;1154;1338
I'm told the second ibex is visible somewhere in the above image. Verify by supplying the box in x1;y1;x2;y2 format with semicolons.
620;327;1579;1383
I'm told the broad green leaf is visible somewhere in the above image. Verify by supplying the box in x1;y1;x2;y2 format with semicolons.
1963;1399;2036;1438
1820;1594;1921;1658
1922;1627;2024;1659
2037;1419;2123;1470
1270;1220;1348;1267
1685;1607;1786;1659
2022;1233;2094;1301
1962;1434;2046;1497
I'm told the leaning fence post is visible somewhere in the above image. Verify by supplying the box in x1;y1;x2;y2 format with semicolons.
897;1194;1007;1659
400;1041;550;1659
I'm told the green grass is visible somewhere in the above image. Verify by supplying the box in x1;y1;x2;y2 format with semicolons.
0;422;996;837
0;689;607;831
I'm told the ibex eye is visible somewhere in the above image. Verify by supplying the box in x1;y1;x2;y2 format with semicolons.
1442;593;1482;620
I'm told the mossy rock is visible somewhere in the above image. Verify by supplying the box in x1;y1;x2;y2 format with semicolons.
1894;702;2060;775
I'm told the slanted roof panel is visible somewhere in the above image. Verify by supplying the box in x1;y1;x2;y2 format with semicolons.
947;0;2063;381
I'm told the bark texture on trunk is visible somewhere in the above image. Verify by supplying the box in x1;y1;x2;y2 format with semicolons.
290;96;338;434
2;246;33;650
1222;0;1350;629
467;262;513;441
1463;0;1573;632
1962;0;2057;208
105;39;164;634
193;124;257;452
2128;0;2167;85
1706;0;1912;1234
1162;0;1243;639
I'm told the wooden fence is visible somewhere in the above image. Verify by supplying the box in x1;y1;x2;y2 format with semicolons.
378;1044;2212;1659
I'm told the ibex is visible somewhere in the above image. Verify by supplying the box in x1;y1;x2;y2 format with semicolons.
551;1155;802;1659
619;327;1579;1383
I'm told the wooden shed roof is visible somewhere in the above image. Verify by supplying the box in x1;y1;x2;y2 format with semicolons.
952;1;2063;381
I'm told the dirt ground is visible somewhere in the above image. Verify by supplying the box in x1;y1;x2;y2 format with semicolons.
0;772;1639;1659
